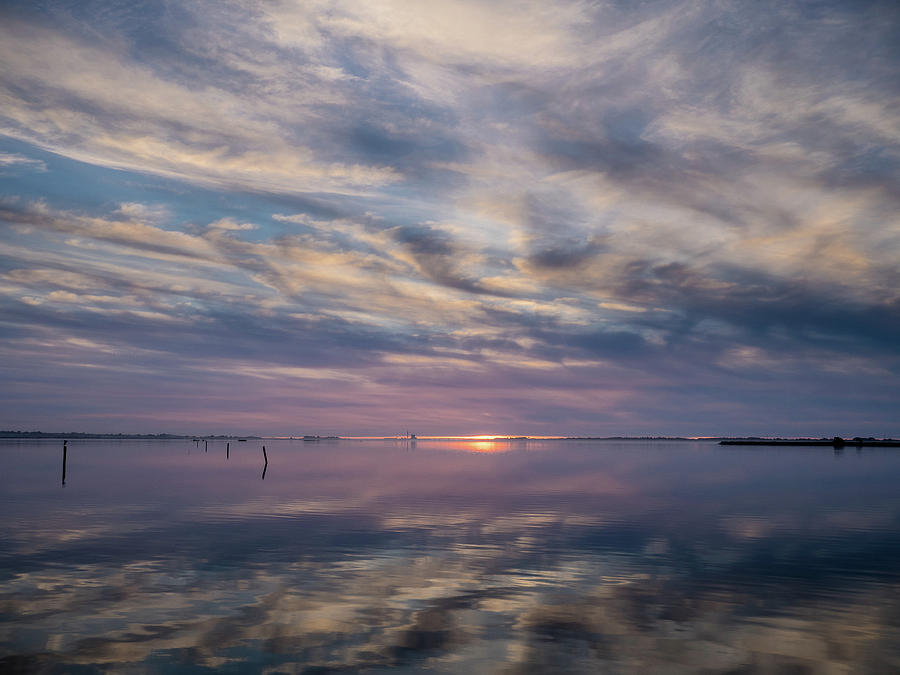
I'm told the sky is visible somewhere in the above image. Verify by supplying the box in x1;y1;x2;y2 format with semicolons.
1;0;898;437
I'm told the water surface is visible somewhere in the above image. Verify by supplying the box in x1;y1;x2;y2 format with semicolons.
2;438;900;673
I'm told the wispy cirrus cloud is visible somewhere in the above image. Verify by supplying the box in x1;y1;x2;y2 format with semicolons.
0;151;46;172
0;0;898;435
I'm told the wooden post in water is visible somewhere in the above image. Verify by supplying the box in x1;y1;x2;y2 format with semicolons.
62;440;67;486
261;445;268;480
226;442;230;459
204;440;208;452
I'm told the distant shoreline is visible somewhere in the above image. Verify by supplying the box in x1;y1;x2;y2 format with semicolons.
720;438;900;447
0;431;261;440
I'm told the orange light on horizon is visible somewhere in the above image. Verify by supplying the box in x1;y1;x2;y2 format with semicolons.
415;435;564;441
333;435;565;454
335;435;567;454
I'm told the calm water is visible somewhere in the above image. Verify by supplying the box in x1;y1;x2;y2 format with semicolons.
2;439;900;673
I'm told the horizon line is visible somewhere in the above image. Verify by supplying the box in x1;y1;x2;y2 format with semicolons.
3;431;883;442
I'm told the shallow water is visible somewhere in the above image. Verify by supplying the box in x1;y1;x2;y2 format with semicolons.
2;438;900;673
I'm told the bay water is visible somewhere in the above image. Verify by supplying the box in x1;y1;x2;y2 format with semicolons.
2;438;899;673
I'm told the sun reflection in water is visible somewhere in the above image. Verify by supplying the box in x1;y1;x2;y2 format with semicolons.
429;438;541;453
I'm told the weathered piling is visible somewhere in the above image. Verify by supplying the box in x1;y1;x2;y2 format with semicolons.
62;440;67;486
226;442;230;459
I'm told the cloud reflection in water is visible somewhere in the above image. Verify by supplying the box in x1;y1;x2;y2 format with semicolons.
2;439;900;672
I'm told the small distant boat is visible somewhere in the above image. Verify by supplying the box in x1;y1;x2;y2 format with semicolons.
238;439;247;442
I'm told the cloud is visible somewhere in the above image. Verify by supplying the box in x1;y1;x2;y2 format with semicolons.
116;202;170;223
0;0;898;434
0;151;46;172
266;0;592;69
0;16;400;196
206;218;257;231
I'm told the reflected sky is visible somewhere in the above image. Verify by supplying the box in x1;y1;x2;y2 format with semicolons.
3;439;900;672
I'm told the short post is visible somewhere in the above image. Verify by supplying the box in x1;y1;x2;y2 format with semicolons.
62;440;67;486
226;442;230;459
